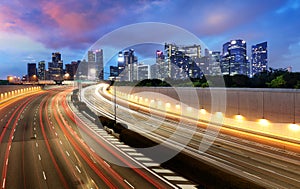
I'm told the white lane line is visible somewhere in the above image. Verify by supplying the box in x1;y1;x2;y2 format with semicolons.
11;136;14;140
123;179;134;189
176;184;197;189
163;176;188;182
5;159;8;166
55;132;58;136
270;161;287;168
75;166;81;173
2;178;6;188
42;171;47;180
33;127;36;131
65;151;70;157
59;140;62;145
127;152;144;156
116;144;130;148
38;154;41;161
122;148;136;152
34;134;37;138
152;169;174;174
243;171;261;180
257;166;275;173
143;162;160;167
90;147;95;152
217;152;230;158
36;142;38;147
103;161;110;167
8;145;11;151
135;157;152;161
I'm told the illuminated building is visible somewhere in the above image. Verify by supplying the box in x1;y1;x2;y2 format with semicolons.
27;63;37;81
221;39;249;76
251;41;268;77
164;43;202;79
137;64;150;80
48;52;63;82
87;49;103;80
37;61;45;80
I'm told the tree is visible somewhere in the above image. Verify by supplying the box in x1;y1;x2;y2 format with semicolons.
267;75;287;88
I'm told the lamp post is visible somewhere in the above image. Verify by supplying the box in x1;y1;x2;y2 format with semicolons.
113;76;117;123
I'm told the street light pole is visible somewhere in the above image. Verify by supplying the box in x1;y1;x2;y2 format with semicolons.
114;76;117;123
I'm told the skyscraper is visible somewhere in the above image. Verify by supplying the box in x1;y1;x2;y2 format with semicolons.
37;61;45;80
221;39;249;76
251;41;268;77
164;43;202;79
87;49;104;80
48;52;63;82
118;49;137;81
27;63;37;81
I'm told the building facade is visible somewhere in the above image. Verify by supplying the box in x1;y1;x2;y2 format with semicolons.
164;43;202;79
48;52;64;81
251;41;268;77
27;63;37;81
37;61;45;80
221;39;249;76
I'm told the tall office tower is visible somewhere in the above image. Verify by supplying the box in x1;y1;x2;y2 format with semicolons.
164;43;202;79
117;51;125;77
86;49;103;80
37;61;45;80
119;49;137;81
95;49;104;80
65;61;79;80
209;51;222;76
27;63;37;81
153;50;168;79
221;39;248;76
48;52;64;82
137;64;150;80
251;41;268;77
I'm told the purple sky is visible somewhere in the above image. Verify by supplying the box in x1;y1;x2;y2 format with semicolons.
0;0;300;79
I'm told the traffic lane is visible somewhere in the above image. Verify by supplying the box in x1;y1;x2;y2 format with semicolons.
91;85;297;188
63;90;174;189
5;92;64;189
48;88;123;188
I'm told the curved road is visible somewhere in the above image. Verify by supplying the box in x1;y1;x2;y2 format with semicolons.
0;86;177;189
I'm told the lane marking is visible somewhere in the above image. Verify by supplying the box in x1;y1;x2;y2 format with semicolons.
42;171;47;180
163;176;188;181
75;166;81;173
143;162;160;167
2;178;6;189
177;184;197;189
5;159;8;166
124;179;134;189
135;157;152;161
243;171;261;180
59;140;63;145
257;166;275;173
38;154;41;161
65;151;70;157
152;169;174;174
103;161;110;167
36;142;38;147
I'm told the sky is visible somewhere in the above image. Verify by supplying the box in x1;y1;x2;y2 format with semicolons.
0;0;300;79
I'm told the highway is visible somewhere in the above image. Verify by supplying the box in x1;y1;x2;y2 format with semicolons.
81;83;300;189
0;86;183;189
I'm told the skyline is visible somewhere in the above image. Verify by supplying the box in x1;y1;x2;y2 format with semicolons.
1;0;300;79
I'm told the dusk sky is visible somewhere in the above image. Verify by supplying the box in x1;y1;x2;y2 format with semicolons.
0;0;300;79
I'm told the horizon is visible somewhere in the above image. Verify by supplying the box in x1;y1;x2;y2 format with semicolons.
1;0;300;79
